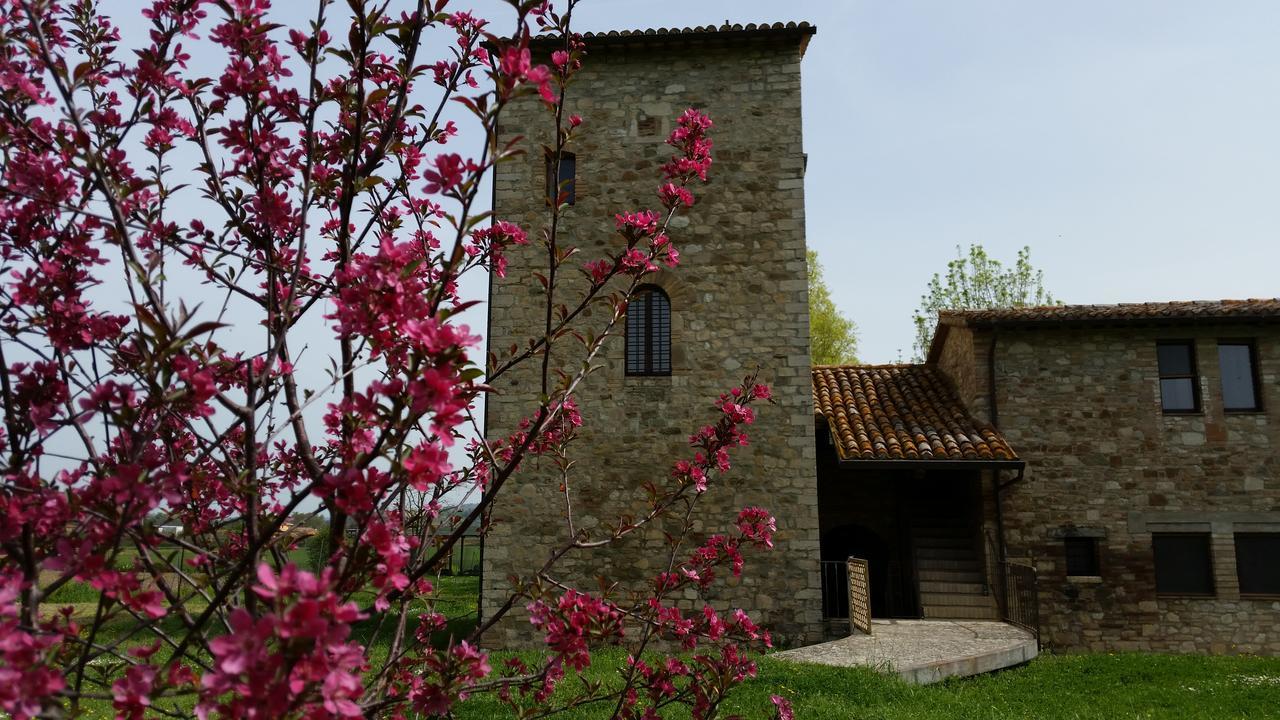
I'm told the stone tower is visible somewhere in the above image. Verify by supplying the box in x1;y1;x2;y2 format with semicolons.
482;23;822;647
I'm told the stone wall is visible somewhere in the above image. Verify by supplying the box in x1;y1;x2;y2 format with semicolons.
964;323;1280;652
481;31;823;648
932;321;986;423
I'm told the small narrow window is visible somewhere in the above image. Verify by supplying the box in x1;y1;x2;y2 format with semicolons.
1157;341;1200;413
1219;342;1261;412
1152;533;1214;595
1235;533;1280;595
625;286;671;376
1064;537;1101;576
545;151;575;206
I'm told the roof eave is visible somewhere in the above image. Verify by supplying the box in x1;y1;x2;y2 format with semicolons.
530;22;817;56
960;313;1280;330
835;458;1025;471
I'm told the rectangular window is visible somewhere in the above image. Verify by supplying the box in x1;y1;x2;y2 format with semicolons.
545;151;576;206
1235;533;1280;595
1157;341;1200;413
1152;533;1214;595
1219;342;1261;411
1064;537;1101;576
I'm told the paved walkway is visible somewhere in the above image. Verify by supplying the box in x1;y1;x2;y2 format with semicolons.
773;619;1038;684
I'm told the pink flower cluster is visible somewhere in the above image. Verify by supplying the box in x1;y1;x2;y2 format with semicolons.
580;109;715;285
661;109;715;183
527;589;625;671
0;0;786;715
401;641;493;715
465;220;529;278
196;565;366;719
670;383;772;493
0;574;65;720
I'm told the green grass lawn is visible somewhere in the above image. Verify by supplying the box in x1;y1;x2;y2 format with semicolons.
44;575;1280;718
453;650;1280;719
740;652;1280;720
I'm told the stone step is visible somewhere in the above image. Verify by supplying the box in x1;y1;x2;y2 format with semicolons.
915;531;972;540
911;520;972;530
916;567;984;583
919;591;992;607
913;537;975;549
911;512;967;525
916;547;978;561
919;580;987;594
916;558;982;572
921;604;1000;620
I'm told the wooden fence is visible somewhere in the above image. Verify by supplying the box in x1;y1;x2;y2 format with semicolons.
847;556;872;635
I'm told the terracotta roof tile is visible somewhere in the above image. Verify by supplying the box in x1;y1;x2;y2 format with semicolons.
531;22;816;54
575;21;814;38
812;365;1018;463
942;298;1280;326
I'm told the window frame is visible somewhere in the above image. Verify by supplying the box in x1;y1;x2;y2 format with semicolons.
1156;340;1201;414
624;286;672;377
1063;536;1101;577
1234;533;1280;597
1152;532;1215;597
545;150;576;206
1217;339;1263;413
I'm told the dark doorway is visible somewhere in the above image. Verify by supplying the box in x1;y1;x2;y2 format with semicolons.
821;524;896;618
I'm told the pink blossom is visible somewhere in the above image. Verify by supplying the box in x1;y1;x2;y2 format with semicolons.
771;695;796;720
736;507;778;549
113;665;158;720
583;258;614;285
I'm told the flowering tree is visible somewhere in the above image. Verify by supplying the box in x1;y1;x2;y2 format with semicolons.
0;0;793;718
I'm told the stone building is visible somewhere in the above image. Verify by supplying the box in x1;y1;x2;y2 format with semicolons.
481;22;1280;655
930;300;1280;652
481;23;825;648
813;300;1280;652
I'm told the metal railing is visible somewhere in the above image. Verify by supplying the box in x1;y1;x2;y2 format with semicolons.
820;560;849;619
820;558;873;635
1001;560;1040;647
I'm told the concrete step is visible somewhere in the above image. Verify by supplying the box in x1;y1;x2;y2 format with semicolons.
921;604;1000;620
920;591;993;607
920;580;987;594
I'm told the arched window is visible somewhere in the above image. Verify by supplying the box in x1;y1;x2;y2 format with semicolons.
625;286;671;376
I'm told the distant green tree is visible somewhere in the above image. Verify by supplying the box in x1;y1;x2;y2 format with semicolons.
808;249;859;365
912;245;1058;360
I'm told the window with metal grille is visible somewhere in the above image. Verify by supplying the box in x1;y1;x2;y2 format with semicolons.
1235;533;1280;595
1157;341;1200;413
1064;537;1101;576
625;287;671;376
545;151;575;206
1152;533;1214;595
1219;341;1261;412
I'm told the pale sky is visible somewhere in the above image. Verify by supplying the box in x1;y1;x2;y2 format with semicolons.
553;0;1280;363
64;1;1280;508
107;0;1280;365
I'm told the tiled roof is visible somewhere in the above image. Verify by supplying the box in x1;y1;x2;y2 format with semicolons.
941;299;1280;326
813;365;1018;463
532;22;816;54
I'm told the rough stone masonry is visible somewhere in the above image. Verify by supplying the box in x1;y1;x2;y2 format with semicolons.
481;24;825;648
